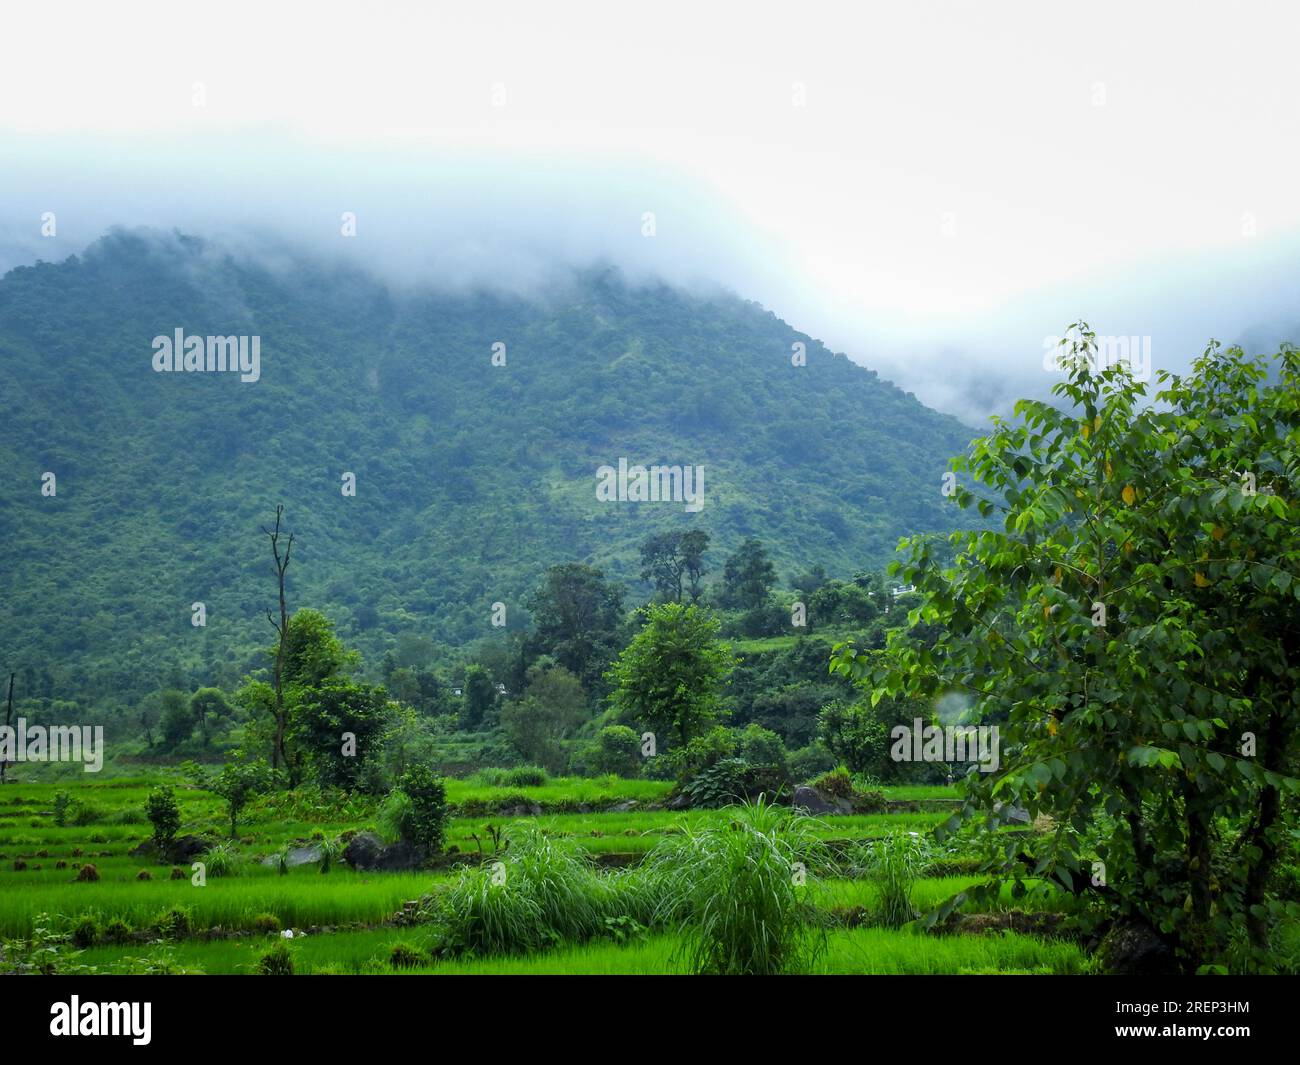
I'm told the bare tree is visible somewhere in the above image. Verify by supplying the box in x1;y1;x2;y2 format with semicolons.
1;672;13;783
263;506;294;772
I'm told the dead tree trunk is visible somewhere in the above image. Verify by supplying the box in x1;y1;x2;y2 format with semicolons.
263;506;294;773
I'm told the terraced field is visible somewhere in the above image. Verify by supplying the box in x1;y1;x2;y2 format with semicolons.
0;773;1087;976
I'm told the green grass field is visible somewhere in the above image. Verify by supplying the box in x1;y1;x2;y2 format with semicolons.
0;774;1088;975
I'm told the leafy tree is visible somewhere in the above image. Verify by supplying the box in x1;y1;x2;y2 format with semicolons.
292;680;393;791
639;529;711;603
145;786;181;849
608;602;736;750
192;760;273;839
459;663;497;730
526;563;625;691
586;724;643;776
189;687;232;746
158;690;195;750
817;698;891;777
834;326;1300;972
722;538;776;611
680;529;711;603
393;764;448;854
499;661;587;772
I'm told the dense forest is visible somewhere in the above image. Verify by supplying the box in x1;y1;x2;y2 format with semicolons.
0;228;980;718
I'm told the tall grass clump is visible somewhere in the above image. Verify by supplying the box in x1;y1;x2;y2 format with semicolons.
435;826;611;955
645;798;830;975
859;833;925;928
197;842;244;878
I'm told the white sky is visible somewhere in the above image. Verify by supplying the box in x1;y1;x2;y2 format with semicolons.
3;0;1299;419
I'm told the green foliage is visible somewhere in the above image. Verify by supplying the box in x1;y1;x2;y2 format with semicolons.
834;325;1300;969
256;940;294;975
817;699;892;777
861;833;926;928
585;725;642;777
722;538;777;611
499;663;587;773
647;799;829;974
291;680;393;791
144;786;180;849
608;602;736;751
392;765;448;854
191;760;273;839
0;238;979;719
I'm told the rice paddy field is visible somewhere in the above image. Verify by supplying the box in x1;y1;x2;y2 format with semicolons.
0;772;1092;976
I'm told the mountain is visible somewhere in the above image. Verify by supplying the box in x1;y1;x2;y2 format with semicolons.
0;229;981;705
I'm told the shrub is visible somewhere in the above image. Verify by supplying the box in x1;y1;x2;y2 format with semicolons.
256;941;293;975
863;833;925;928
102;917;132;944
53;791;72;827
73;863;99;882
136;869;153;881
788;742;836;782
70;913;100;949
253;913;282;934
152;906;190;940
500;765;549;788
586;725;642;777
810;766;855;799
392;765;448;854
646;798;829;975
388;941;425;969
197;841;243;878
144;786;181;850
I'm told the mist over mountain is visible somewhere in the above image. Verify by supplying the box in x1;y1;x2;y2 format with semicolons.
0;228;982;705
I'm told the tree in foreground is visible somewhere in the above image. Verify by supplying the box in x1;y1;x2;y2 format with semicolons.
607;602;735;752
833;325;1300;972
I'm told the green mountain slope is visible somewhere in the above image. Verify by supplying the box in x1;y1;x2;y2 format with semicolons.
0;229;980;703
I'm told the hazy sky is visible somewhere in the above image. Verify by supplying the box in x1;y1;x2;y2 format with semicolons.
2;0;1298;422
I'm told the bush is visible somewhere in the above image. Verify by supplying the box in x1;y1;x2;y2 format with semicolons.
102;917;132;944
646;798;829;975
253;913;282;934
388;941;425;969
392;765;448;854
788;742;836;782
70;913;100;949
197;841;243;878
586;726;642;777
145;786;181;850
256;941;294;975
53;791;71;827
810;766;855;800
862;834;925;928
152;906;191;940
682;758;788;809
499;765;549;788
73;863;100;882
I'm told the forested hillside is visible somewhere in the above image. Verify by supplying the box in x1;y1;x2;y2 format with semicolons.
0;229;979;706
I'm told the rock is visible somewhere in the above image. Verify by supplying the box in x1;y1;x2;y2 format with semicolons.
259;844;323;869
667;792;692;810
130;834;212;863
342;831;385;870
1100;919;1178;975
607;800;639;813
342;831;427;872
791;786;852;815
